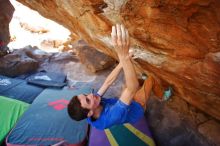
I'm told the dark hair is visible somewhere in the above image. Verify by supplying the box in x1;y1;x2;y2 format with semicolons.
67;96;89;121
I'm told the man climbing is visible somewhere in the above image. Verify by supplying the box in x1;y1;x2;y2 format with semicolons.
67;24;171;130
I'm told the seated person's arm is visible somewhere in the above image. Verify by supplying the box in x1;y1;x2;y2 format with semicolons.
97;63;122;96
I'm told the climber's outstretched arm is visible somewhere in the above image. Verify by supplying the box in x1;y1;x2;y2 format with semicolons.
112;24;139;105
97;63;122;96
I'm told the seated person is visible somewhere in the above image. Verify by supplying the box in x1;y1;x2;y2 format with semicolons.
67;24;171;130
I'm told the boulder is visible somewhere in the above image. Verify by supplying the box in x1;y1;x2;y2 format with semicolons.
0;0;14;57
0;51;39;77
146;97;213;146
19;22;48;33
15;45;51;62
74;40;115;73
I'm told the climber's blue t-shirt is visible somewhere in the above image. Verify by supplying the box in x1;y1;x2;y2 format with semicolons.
87;98;144;130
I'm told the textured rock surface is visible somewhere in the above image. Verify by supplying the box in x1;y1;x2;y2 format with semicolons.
198;120;220;145
146;97;212;146
73;40;115;72
0;0;14;45
0;0;14;56
0;48;39;77
16;0;220;120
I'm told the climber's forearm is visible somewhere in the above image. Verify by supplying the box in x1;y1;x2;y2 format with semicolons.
97;63;122;96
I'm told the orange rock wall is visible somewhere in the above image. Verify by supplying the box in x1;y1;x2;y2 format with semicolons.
17;0;220;120
0;0;14;46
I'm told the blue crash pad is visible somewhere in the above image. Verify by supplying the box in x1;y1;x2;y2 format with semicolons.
0;75;44;104
6;87;90;146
